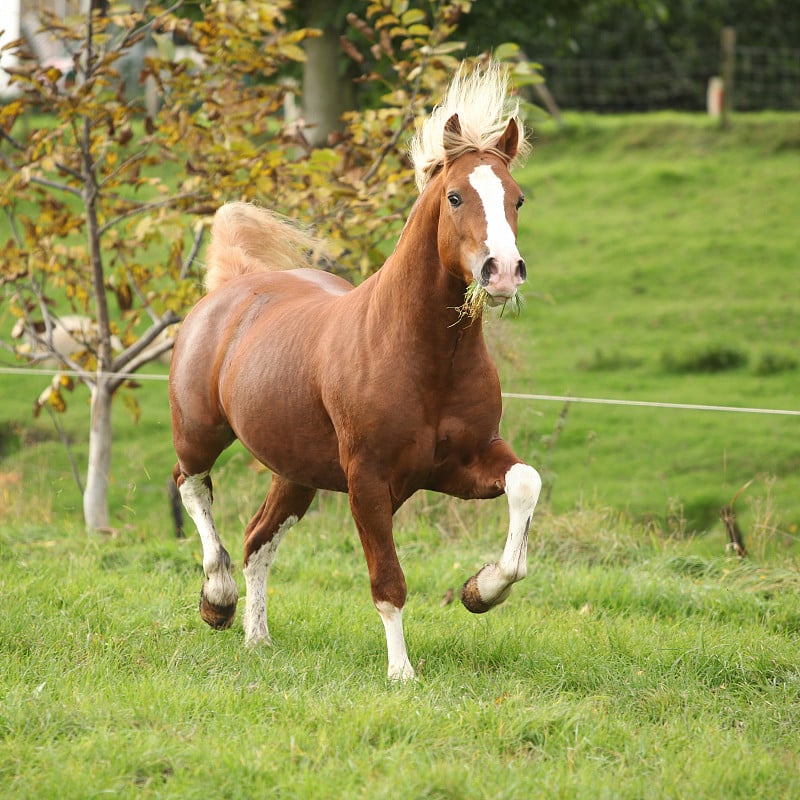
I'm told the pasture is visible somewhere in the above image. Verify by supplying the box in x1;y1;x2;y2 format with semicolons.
1;113;799;797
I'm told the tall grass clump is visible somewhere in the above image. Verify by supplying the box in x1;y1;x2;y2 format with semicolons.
753;351;798;376
661;344;749;373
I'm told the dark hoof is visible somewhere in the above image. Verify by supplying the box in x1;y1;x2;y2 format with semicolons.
460;575;495;614
460;569;513;614
199;591;237;630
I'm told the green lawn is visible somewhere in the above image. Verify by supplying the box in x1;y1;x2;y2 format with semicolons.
1;492;798;798
505;111;800;539
1;112;799;798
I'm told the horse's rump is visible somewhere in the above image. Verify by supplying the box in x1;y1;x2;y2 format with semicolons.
205;203;325;293
172;267;354;489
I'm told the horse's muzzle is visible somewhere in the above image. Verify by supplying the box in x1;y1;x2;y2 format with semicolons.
480;257;526;303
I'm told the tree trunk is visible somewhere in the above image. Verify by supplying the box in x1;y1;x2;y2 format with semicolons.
83;379;113;530
79;24;115;531
302;9;352;147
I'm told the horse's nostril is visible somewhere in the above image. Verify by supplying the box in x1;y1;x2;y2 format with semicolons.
480;258;498;285
517;260;527;281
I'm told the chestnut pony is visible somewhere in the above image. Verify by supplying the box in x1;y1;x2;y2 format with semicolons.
169;65;542;680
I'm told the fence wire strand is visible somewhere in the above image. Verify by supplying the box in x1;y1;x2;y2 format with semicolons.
1;366;797;417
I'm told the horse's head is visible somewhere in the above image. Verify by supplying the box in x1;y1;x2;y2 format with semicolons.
437;114;526;307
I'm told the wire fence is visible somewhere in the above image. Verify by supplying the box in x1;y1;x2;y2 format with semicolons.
1;366;798;417
537;46;800;112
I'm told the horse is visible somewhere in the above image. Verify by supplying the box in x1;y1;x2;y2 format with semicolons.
169;64;542;680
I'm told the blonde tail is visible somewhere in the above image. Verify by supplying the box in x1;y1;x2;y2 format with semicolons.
205;202;322;293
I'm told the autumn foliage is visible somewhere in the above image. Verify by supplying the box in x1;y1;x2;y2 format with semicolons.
0;0;538;527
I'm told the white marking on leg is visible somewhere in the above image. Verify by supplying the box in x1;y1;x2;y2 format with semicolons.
180;473;238;607
243;515;297;647
375;601;415;681
475;463;541;605
500;462;541;580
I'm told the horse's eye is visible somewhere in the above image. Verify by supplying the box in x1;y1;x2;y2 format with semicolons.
516;195;525;210
447;192;463;208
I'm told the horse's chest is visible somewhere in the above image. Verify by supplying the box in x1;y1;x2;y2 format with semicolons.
433;412;494;465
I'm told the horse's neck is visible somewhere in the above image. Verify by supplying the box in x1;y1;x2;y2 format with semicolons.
367;187;478;345
345;192;493;402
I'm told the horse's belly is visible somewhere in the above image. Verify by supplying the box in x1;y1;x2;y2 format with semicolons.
219;349;344;492
243;424;347;492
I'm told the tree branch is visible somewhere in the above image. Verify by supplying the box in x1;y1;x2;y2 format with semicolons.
109;338;174;391
28;173;83;197
109;310;180;391
118;251;160;325
98;149;149;190
0;128;82;184
2;206;23;246
98;191;203;236
11;289;98;387
107;0;186;57
181;222;206;279
45;403;85;495
0;126;26;152
362;52;428;184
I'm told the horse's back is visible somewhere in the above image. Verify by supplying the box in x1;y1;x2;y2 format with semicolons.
175;268;352;363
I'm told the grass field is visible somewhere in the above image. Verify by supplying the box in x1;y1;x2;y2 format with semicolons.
2;500;799;798
1;112;799;798
509;111;800;538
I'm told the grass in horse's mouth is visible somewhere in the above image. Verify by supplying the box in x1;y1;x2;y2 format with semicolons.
455;281;524;323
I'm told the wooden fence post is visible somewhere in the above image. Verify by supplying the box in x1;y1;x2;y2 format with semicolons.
720;26;736;128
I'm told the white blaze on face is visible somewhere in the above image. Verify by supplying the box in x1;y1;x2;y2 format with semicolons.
467;163;521;283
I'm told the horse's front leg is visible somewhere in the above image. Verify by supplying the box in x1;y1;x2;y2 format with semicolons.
348;469;415;681
175;468;239;629
451;446;542;613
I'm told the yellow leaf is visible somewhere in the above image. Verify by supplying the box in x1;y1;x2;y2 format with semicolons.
401;9;426;25
407;24;430;37
279;43;307;62
49;390;67;413
375;14;399;29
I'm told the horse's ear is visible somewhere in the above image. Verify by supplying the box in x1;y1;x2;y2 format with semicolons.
443;113;462;154
496;117;519;161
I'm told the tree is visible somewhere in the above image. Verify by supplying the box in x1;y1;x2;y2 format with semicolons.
0;0;314;529
297;0;356;147
0;0;539;530
304;1;540;276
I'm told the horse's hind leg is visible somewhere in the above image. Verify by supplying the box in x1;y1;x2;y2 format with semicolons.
174;466;239;630
242;475;316;646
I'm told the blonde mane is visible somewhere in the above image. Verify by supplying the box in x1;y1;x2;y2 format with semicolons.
409;62;531;193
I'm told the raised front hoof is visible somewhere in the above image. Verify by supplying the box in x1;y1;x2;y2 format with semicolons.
199;590;237;630
460;572;513;614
